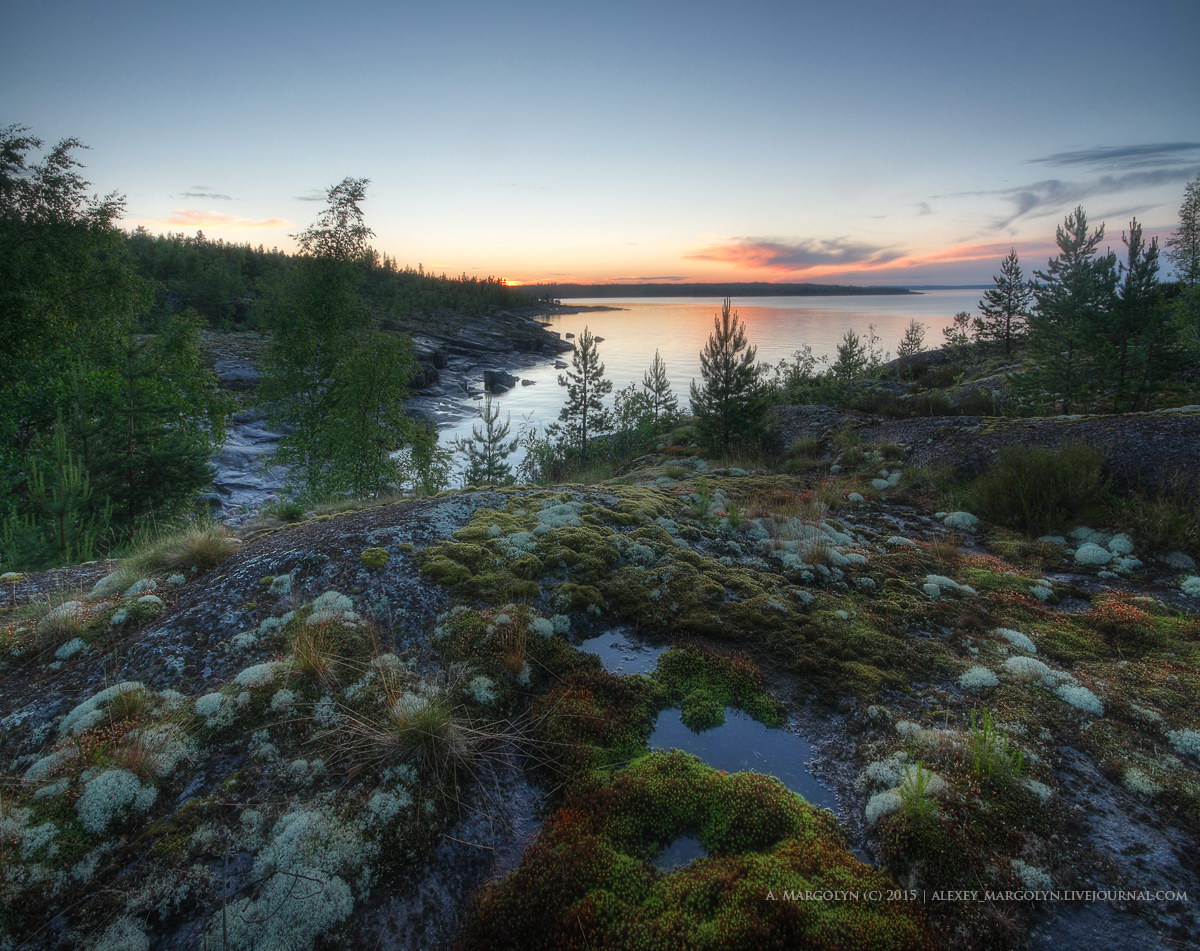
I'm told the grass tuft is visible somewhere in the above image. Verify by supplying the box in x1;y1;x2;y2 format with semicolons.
121;520;240;575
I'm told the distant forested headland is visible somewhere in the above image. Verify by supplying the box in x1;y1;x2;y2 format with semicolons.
515;282;916;299
124;229;528;332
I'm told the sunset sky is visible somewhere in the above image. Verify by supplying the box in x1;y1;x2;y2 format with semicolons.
4;0;1197;286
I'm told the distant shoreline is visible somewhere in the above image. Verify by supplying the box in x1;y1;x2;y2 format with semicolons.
515;282;919;299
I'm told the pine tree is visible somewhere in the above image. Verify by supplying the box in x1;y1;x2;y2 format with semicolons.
551;326;612;456
977;249;1033;356
896;320;927;358
832;329;868;380
1;127;229;563
941;311;976;354
689;299;769;455
1;418;111;569
263;178;418;499
1020;207;1117;414
640;349;679;423
1167;176;1200;287
1102;218;1174;411
455;394;518;486
87;311;228;528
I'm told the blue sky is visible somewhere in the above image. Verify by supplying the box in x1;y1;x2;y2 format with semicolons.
3;0;1198;284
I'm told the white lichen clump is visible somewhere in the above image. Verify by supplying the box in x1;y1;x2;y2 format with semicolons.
208;806;375;950
922;575;977;599
1181;576;1200;598
993;627;1037;654
58;682;145;736
54;638;88;660
306;591;361;627
1074;542;1113;566
865;790;902;824
1053;682;1104;716
83;916;150;951
75;769;157;833
1166;729;1200;759
466;675;497;705
1002;656;1054;684
958;666;999;691
1011;859;1053;891
941;511;979;531
1123;767;1162;797
235;661;284;688
195;692;236;728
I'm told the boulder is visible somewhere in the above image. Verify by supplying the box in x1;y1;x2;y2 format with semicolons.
483;369;518;393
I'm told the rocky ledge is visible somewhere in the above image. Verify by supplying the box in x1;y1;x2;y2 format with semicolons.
769;404;1200;492
3;446;1198;950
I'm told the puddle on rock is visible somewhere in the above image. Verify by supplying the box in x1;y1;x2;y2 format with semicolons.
649;707;839;813
578;629;667;675
653;834;707;871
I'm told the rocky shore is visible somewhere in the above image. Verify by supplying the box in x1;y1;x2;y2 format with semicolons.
204;310;572;516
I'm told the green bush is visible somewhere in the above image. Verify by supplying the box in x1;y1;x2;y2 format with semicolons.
966;443;1108;533
1105;476;1200;557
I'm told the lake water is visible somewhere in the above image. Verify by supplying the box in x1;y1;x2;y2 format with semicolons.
438;289;984;466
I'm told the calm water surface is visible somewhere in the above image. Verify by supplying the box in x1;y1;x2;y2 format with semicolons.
440;289;984;463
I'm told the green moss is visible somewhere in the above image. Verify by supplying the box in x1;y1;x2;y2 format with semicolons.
461;751;934;951
655;646;784;730
360;547;390;569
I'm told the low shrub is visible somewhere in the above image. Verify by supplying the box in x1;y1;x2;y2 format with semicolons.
965;443;1108;534
1105;475;1200;557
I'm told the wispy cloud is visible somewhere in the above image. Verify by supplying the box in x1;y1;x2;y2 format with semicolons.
140;209;291;230
294;189;327;202
946;166;1200;230
916;201;933;216
686;236;903;274
177;186;233;201
1030;142;1200;171
935;143;1200;230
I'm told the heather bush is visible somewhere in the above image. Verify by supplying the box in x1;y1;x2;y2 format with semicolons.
965;443;1108;533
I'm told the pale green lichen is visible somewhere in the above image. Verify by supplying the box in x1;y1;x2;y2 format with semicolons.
1123;767;1162;797
1011;859;1053;891
466;675;497;706
75;769;157;833
1053;682;1104;716
209;805;375;950
59;682;145;736
234;661;285;688
958;666;999;691
306;591;360;627
1002;656;1054;684
993;627;1037;654
1022;779;1053;803
195;692;236;728
865;790;902;823
1074;542;1113;566
83;916;149;951
1166;729;1200;759
54;638;87;660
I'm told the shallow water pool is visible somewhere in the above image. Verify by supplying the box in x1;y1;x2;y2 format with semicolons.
649;707;839;813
